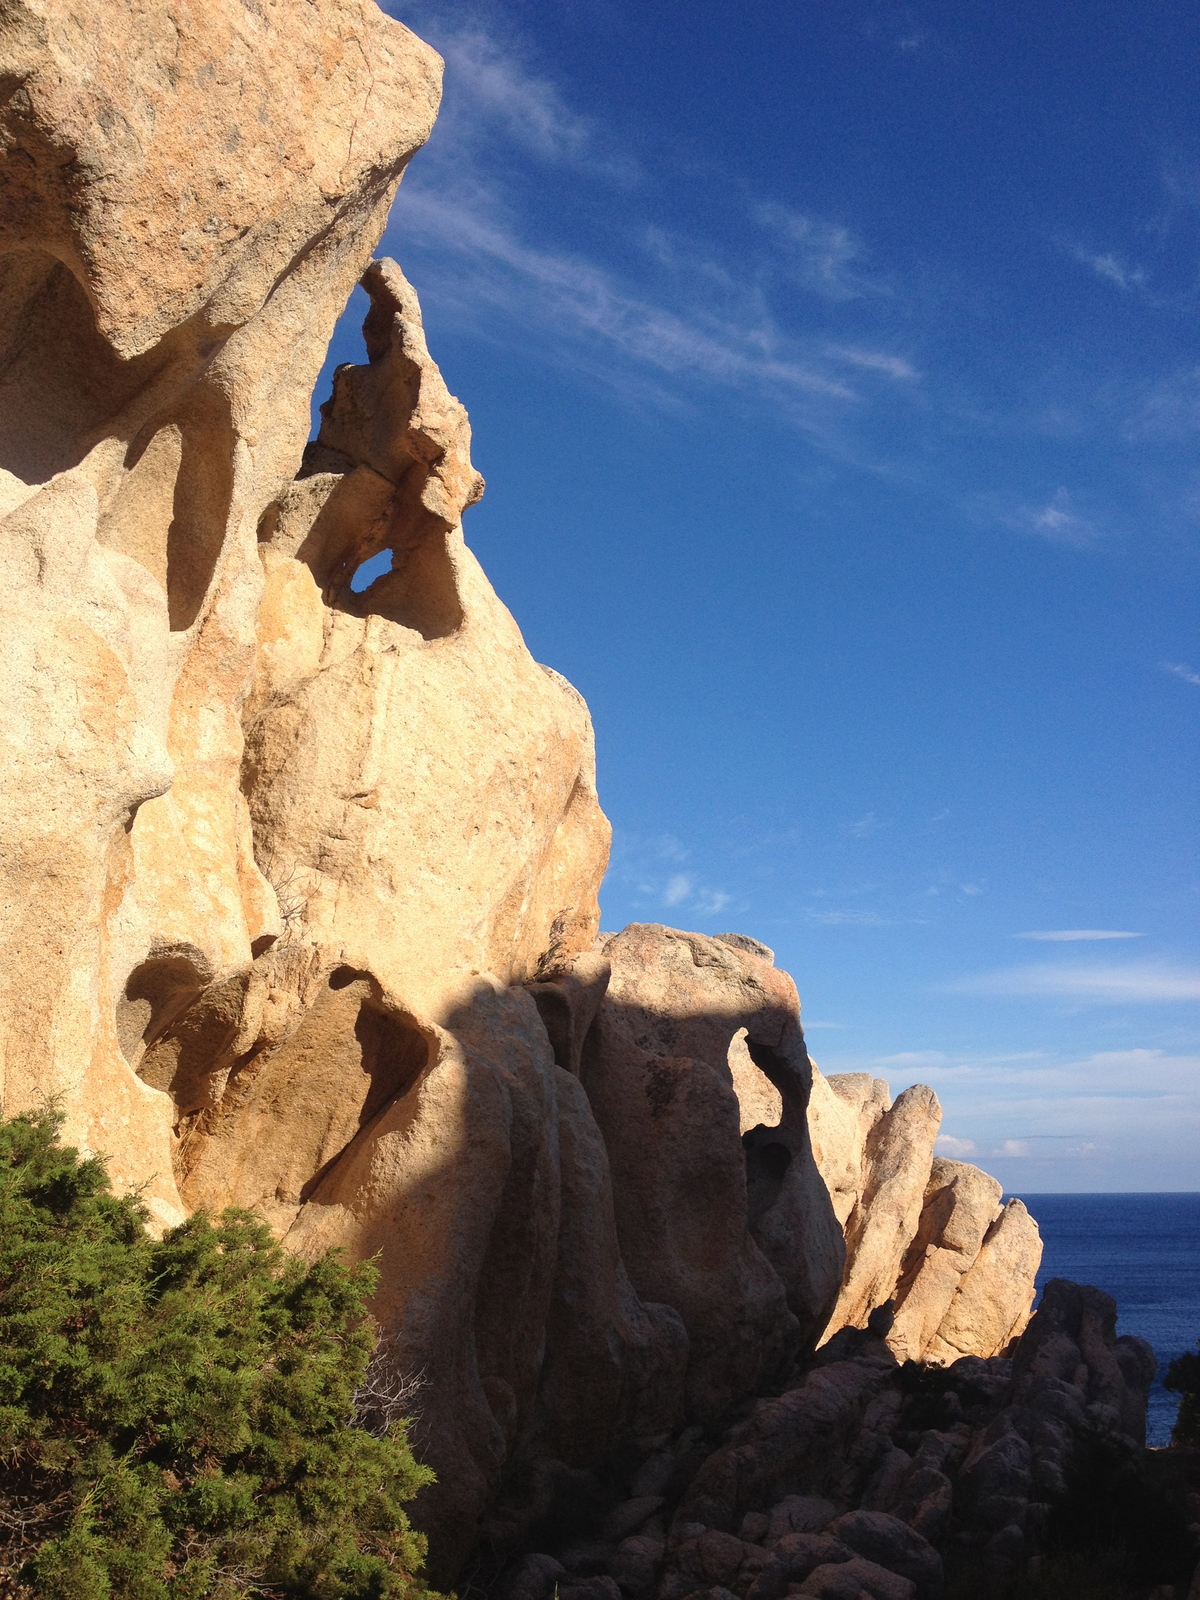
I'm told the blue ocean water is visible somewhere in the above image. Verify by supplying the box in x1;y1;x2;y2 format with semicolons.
1011;1193;1200;1447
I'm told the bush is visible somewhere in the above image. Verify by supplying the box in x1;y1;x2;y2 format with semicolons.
1165;1340;1200;1447
0;1107;436;1599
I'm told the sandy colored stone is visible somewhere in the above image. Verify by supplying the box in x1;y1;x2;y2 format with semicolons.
582;924;844;1413
823;1084;942;1341
808;1068;891;1228
0;1;1048;1579
887;1158;1004;1361
809;1067;1040;1363
0;0;441;360
239;259;609;1019
924;1198;1043;1363
0;0;441;1223
729;1029;784;1133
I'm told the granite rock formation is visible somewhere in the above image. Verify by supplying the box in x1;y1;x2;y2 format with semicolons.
808;1069;1042;1364
498;1278;1158;1600
1;0;1045;1582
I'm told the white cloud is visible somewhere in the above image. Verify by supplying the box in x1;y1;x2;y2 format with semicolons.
1071;246;1147;293
826;345;918;380
841;811;882;838
434;27;592;162
935;1134;976;1156
1017;930;1145;942
695;889;732;915
392;5;632;179
994;1139;1031;1158
943;961;1200;1003
663;873;693;907
1163;661;1200;688
753;203;875;301
1015;487;1097;548
811;1047;1200;1186
606;830;736;921
391;185;861;404
1124;368;1200;442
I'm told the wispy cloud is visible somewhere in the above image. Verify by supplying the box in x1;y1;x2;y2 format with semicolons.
1071;245;1147;293
606;830;735;921
1163;661;1200;688
841;811;882;838
752;203;879;302
392;186;862;404
391;3;630;178
433;27;592;163
942;961;1200;1003
1017;930;1145;942
380;16;924;451
826;345;919;380
815;1046;1200;1184
663;873;693;907
386;0;1192;565
1123;367;1200;442
1013;487;1097;548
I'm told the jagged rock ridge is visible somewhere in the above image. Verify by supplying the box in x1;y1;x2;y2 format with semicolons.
0;0;1046;1582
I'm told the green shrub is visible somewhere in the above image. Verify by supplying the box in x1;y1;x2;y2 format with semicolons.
1165;1340;1200;1448
0;1107;436;1599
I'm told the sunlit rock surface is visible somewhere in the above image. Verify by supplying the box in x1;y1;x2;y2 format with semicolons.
0;0;1041;1578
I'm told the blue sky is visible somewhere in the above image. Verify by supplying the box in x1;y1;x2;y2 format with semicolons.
316;0;1199;1190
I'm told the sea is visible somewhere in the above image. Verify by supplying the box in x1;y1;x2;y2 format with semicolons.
1010;1192;1200;1446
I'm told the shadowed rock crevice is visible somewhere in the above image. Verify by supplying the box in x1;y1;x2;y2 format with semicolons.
119;953;210;1071
171;959;435;1231
0;250;136;485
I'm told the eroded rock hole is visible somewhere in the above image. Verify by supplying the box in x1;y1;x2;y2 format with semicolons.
118;955;207;1071
167;964;435;1226
743;1130;793;1221
261;265;468;640
350;547;393;591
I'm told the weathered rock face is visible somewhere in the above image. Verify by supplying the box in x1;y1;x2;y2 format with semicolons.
808;1070;1041;1363
583;926;845;1416
0;0;443;1225
0;4;858;1580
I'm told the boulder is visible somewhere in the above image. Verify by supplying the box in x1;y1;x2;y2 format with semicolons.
501;1554;568;1600
807;1070;891;1229
745;1534;853;1599
826;1512;942;1597
675;1360;896;1533
922;1200;1042;1364
824;1087;942;1342
797;1559;915;1600
887;1159;1003;1361
0;0;440;1226
610;1534;666;1597
562;1579;623;1600
764;1496;839;1544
